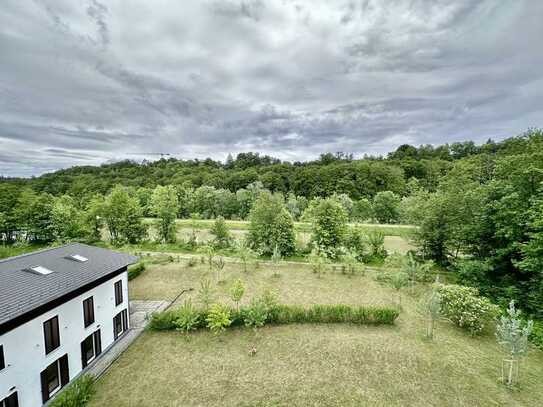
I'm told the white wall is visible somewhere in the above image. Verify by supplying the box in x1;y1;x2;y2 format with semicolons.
0;271;128;407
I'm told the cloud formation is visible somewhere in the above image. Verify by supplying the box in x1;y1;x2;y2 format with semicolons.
0;0;542;176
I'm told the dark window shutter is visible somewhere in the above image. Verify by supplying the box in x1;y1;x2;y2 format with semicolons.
81;341;88;368
0;345;5;370
113;316;118;340
94;330;102;356
59;354;70;386
40;368;50;403
122;309;128;331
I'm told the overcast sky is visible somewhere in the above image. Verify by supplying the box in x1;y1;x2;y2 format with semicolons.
1;1;542;177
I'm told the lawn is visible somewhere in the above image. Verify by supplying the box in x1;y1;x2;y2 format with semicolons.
89;260;543;406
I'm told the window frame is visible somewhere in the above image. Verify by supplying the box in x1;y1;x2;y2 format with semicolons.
114;280;123;306
83;296;95;328
43;316;60;355
44;360;62;397
40;354;69;404
0;392;18;407
81;335;95;366
113;309;128;340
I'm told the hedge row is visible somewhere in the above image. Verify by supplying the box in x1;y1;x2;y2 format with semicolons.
148;303;399;331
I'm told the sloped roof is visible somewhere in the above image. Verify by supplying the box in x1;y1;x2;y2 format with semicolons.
0;243;138;328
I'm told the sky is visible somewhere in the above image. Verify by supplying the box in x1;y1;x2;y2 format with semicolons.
1;1;542;177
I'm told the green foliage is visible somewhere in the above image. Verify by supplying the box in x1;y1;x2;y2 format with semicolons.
243;297;269;330
206;303;232;334
48;374;95;407
197;278;215;310
366;230;387;260
437;284;500;335
372;191;401;224
102;185;147;244
150;185;178;243
213;256;226;283
128;262;146;280
270;245;282;276
308;198;348;259
50;195;87;242
352;198;373;221
209;216;232;248
341;250;362;275
309;249;328;277
391;271;408;291
236;240;257;272
247;192;296;256
229;279;246;309
173;299;200;333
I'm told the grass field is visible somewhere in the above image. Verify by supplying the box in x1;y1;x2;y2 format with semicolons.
89;260;543;407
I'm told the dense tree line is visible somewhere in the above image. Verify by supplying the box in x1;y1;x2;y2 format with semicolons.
403;129;543;320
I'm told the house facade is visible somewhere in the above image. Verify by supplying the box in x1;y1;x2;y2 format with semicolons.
0;244;137;407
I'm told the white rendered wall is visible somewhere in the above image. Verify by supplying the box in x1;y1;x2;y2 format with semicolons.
0;270;128;407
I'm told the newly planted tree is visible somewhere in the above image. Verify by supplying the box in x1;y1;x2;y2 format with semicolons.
271;245;282;277
390;271;408;306
422;280;442;340
150;185;179;243
198;245;215;272
213;256;226;284
309;249;328;278
341;250;362;276
236;240;257;273
210;216;232;249
229;279;246;310
496;301;533;386
197;278;215;310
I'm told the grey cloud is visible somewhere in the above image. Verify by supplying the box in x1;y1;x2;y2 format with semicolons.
0;0;542;176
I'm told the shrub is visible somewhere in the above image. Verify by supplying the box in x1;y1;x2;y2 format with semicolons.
530;320;543;349
128;262;145;280
309;249;328;277
344;227;367;260
206;303;232;334
173;300;201;333
49;374;95;407
244;297;269;330
373;191;401;224
148;309;179;330
247;192;296;256
308;198;348;259
366;230;387;261
437;284;500;335
210;216;232;248
341;249;362;275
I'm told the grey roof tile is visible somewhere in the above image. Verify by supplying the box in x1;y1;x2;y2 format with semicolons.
0;243;138;325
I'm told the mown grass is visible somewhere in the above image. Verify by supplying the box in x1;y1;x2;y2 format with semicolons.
88;260;543;406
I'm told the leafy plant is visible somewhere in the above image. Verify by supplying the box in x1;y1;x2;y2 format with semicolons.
236;240;257;272
341;249;362;275
309;248;328;278
366;230;387;260
210;216;232;248
48;374;95;407
197;278;215;310
198;245;215;272
244;297;269;331
437;284;500;335
390;271;408;306
213;256;226;283
173;299;200;333
229;279;246;309
206;303;232;334
421;280;442;340
128;262;146;280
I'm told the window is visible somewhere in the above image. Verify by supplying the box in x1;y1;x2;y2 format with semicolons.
0;345;4;371
114;280;123;306
26;265;54;275
0;392;18;407
83;297;94;327
113;309;128;340
81;330;102;368
40;355;69;403
66;254;88;262
43;316;60;354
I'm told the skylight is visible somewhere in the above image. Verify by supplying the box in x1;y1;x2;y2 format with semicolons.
26;265;55;275
66;254;88;262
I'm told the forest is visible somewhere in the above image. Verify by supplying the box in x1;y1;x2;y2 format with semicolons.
1;129;542;337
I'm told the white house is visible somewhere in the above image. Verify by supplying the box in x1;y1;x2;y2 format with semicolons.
0;243;138;407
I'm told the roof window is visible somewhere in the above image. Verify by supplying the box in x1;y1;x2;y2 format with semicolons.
66;254;88;262
26;265;55;275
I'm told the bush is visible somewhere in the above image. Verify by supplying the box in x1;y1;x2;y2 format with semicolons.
206;303;232;334
49;374;95;407
530;320;543;349
128;262;146;280
373;191;401;224
173;300;201;333
210;216;232;248
308;198;348;259
247;192;296;256
148;309;179;330
437;284;500;335
244;297;269;330
366;230;387;261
